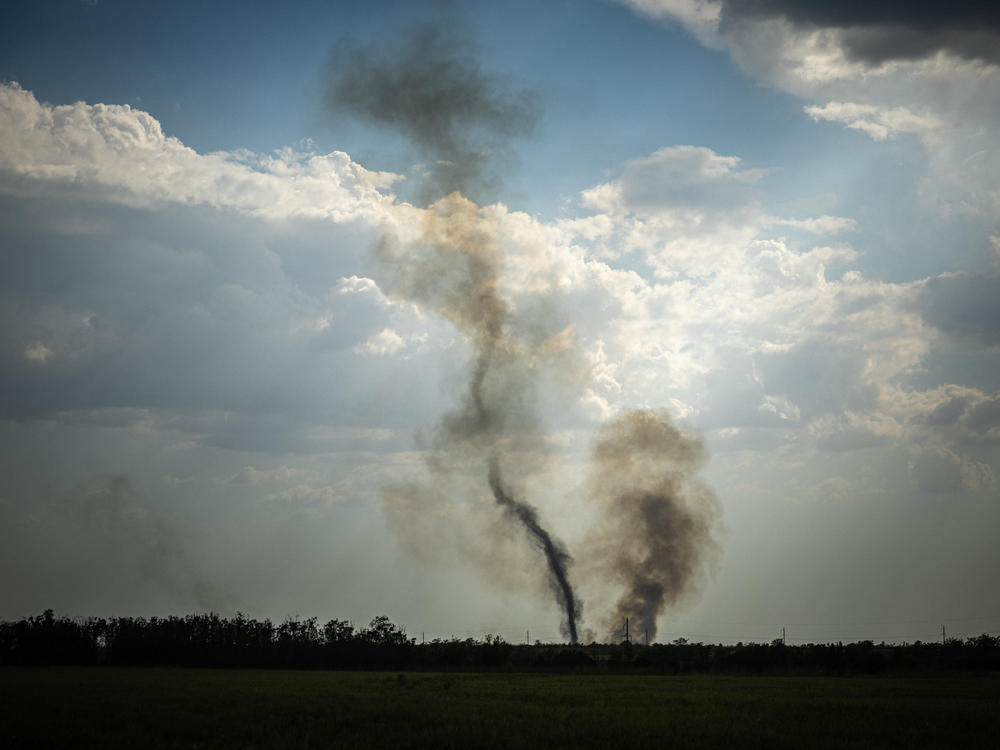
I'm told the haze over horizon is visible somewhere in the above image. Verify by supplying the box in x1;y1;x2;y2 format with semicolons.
1;0;998;645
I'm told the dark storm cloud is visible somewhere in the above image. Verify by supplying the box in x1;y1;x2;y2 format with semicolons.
323;22;540;202
722;0;1000;63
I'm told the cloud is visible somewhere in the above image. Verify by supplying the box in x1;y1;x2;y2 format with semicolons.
806;476;855;504
0;86;454;439
1;80;997;629
24;342;51;363
161;474;194;485
808;411;902;452
0;82;398;221
918;272;1000;351
581;145;764;216
226;465;298;485
804;102;941;141
578;146;773;278
923;396;969;427
769;215;856;234
627;1;1000;65
908;445;997;495
616;1;1000;214
889;384;1000;447
966;396;1000;436
719;1;1000;64
357;328;406;356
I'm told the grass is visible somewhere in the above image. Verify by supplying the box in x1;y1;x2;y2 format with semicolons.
2;667;999;748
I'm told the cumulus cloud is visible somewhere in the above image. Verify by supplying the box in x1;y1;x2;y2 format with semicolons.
357;328;406;356
578;146;774;277
1;80;997;629
909;446;997;495
0;82;398;221
804;102;941;141
581;145;764;216
511;134;995;508
0;86;449;439
617;0;1000;213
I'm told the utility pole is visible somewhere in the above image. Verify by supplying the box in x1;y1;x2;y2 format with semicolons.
625;617;630;644
782;627;786;646
526;630;529;645
942;625;946;645
422;632;425;645
645;629;648;647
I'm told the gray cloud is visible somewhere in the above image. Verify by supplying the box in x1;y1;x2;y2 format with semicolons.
0;190;449;445
967;397;1000;435
924;396;970;426
919;272;1000;351
721;0;1000;63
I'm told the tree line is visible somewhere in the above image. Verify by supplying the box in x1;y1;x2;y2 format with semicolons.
2;610;998;674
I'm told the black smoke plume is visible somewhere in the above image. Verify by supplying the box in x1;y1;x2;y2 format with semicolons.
324;22;539;203
326;22;581;641
488;457;579;645
586;411;721;642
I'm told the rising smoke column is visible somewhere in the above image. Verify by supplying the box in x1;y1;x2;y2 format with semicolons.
488;457;579;644
586;410;721;643
325;21;581;641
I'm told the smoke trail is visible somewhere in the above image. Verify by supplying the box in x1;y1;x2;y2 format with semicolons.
379;194;581;641
586;410;721;642
325;21;581;641
488;457;579;644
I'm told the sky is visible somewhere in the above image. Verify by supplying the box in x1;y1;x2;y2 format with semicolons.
1;0;998;645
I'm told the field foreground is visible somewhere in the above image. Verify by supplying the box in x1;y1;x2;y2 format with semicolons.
2;668;998;748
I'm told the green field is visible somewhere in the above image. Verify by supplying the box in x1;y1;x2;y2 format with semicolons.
2;668;998;748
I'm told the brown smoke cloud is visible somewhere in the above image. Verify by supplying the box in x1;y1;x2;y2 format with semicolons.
586;410;722;642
